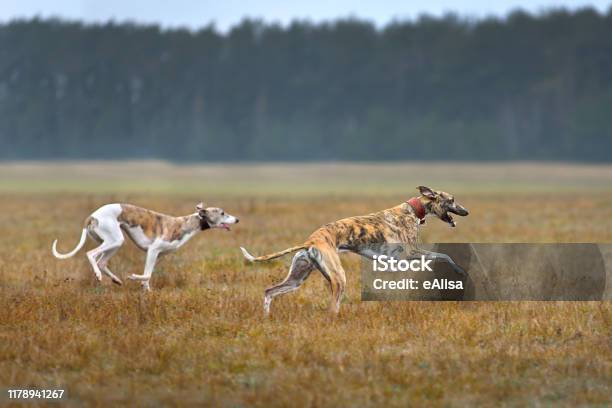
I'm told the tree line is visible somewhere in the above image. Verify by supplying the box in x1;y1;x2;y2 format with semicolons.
0;8;610;161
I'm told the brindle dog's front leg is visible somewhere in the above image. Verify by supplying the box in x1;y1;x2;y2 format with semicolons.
412;248;467;276
353;245;465;276
353;244;404;260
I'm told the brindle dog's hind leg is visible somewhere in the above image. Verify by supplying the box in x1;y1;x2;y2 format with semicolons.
309;246;346;315
263;250;314;316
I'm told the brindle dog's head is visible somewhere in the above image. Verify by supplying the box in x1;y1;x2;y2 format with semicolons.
417;186;469;227
196;202;240;231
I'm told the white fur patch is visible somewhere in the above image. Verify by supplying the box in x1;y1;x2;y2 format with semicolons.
240;247;256;262
125;225;153;250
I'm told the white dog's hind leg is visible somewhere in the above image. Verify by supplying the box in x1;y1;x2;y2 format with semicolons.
86;240;123;282
103;266;123;285
86;218;125;283
86;246;106;281
98;247;123;285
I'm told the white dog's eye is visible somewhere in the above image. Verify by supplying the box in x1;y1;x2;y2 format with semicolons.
221;211;225;216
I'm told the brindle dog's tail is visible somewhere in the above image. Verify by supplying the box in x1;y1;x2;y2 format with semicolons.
240;245;307;262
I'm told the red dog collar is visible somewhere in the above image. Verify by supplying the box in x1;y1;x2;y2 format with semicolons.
407;197;426;224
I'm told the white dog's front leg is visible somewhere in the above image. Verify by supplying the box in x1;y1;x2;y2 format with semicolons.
128;247;160;289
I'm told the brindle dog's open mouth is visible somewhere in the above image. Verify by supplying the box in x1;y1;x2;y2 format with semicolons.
218;223;231;231
441;212;456;227
444;206;469;227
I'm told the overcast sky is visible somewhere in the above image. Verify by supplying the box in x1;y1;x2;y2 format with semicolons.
2;0;610;32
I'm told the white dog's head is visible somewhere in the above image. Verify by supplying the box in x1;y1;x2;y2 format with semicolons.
196;202;239;231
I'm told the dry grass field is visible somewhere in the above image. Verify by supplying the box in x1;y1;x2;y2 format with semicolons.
0;162;611;407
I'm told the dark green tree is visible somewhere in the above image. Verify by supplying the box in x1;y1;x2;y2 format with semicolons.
0;8;610;161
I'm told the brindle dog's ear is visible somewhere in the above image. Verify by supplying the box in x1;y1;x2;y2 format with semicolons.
195;202;206;212
417;186;437;199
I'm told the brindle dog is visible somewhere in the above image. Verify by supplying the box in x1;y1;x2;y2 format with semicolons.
241;186;469;315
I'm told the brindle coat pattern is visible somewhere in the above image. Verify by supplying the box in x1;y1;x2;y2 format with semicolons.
118;204;206;248
312;203;421;251
241;186;469;315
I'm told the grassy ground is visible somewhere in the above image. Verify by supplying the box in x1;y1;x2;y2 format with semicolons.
0;162;610;407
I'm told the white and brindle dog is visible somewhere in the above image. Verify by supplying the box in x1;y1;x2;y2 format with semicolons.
52;202;239;290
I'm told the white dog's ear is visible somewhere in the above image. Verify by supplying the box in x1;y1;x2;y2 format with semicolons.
195;202;205;211
417;186;437;199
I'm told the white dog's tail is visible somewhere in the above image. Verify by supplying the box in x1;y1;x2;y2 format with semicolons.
52;229;88;259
